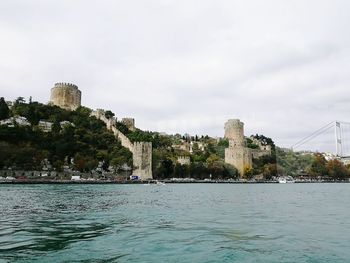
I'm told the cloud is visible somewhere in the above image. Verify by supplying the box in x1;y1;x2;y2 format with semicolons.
1;0;350;153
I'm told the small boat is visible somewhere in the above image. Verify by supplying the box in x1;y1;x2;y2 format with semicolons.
278;176;295;183
278;178;287;183
156;181;166;186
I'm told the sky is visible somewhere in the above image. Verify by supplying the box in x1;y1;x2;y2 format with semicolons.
1;0;350;152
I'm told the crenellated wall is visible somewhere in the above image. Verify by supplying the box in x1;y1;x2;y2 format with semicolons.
91;110;152;180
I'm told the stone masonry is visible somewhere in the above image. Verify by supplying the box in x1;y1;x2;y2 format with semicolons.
50;83;81;111
121;118;136;131
91;110;152;180
133;142;152;180
224;119;252;177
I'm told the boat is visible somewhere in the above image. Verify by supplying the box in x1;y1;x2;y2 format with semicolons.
278;177;287;183
278;176;295;183
143;180;165;185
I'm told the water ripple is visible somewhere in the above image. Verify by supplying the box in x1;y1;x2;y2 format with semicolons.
0;184;350;262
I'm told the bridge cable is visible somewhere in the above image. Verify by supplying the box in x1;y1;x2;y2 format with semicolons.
292;125;334;150
291;121;335;150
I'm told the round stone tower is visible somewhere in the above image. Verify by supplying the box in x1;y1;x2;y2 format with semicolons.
49;82;81;111
224;119;252;177
224;119;245;147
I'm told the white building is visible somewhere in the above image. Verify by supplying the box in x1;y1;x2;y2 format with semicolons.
71;175;81;181
38;121;53;132
0;116;30;127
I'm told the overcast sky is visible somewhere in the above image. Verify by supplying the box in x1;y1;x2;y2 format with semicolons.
1;0;350;152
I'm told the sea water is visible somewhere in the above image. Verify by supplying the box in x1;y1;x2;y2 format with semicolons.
0;183;349;262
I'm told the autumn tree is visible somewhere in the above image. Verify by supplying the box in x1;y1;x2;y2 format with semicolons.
327;159;349;179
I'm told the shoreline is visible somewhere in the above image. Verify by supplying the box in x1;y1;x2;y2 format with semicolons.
0;179;349;184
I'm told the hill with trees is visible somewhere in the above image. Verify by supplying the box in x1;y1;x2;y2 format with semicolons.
2;96;348;181
0;97;132;175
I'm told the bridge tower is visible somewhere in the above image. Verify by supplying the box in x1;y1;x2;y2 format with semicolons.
335;121;343;157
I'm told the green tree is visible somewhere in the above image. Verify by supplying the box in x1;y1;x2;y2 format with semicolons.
15;97;25;104
206;154;220;167
217;138;229;148
263;163;277;179
307;154;328;177
0;97;9;120
246;138;259;149
105;110;115;119
53;160;64;172
51;119;62;134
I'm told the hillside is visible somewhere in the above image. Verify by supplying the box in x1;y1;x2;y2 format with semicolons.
4;96;338;180
0;98;132;176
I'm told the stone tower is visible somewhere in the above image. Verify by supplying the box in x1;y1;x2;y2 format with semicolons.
50;82;81;110
121;118;136;131
133;142;153;180
224;119;252;177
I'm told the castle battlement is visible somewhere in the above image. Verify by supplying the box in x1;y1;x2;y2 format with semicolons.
226;119;243;127
53;82;79;89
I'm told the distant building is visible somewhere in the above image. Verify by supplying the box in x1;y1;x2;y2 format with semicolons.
60;120;74;127
172;139;206;154
0;116;30;127
177;156;191;165
38;121;53;132
322;152;337;161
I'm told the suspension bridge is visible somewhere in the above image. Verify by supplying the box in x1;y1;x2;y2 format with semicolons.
291;121;350;158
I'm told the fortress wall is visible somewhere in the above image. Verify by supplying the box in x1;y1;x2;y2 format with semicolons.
110;126;134;152
251;148;272;159
91;110;153;180
91;110;134;152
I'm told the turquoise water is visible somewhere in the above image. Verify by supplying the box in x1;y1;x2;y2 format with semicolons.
0;184;349;263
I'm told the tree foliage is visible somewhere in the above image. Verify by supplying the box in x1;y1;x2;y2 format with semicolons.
0;99;132;172
0;97;10;120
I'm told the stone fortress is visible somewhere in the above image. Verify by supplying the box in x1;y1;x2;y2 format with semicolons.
49;83;82;110
224;119;252;177
49;82;152;180
91;109;152;180
224;119;272;177
48;82;272;180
